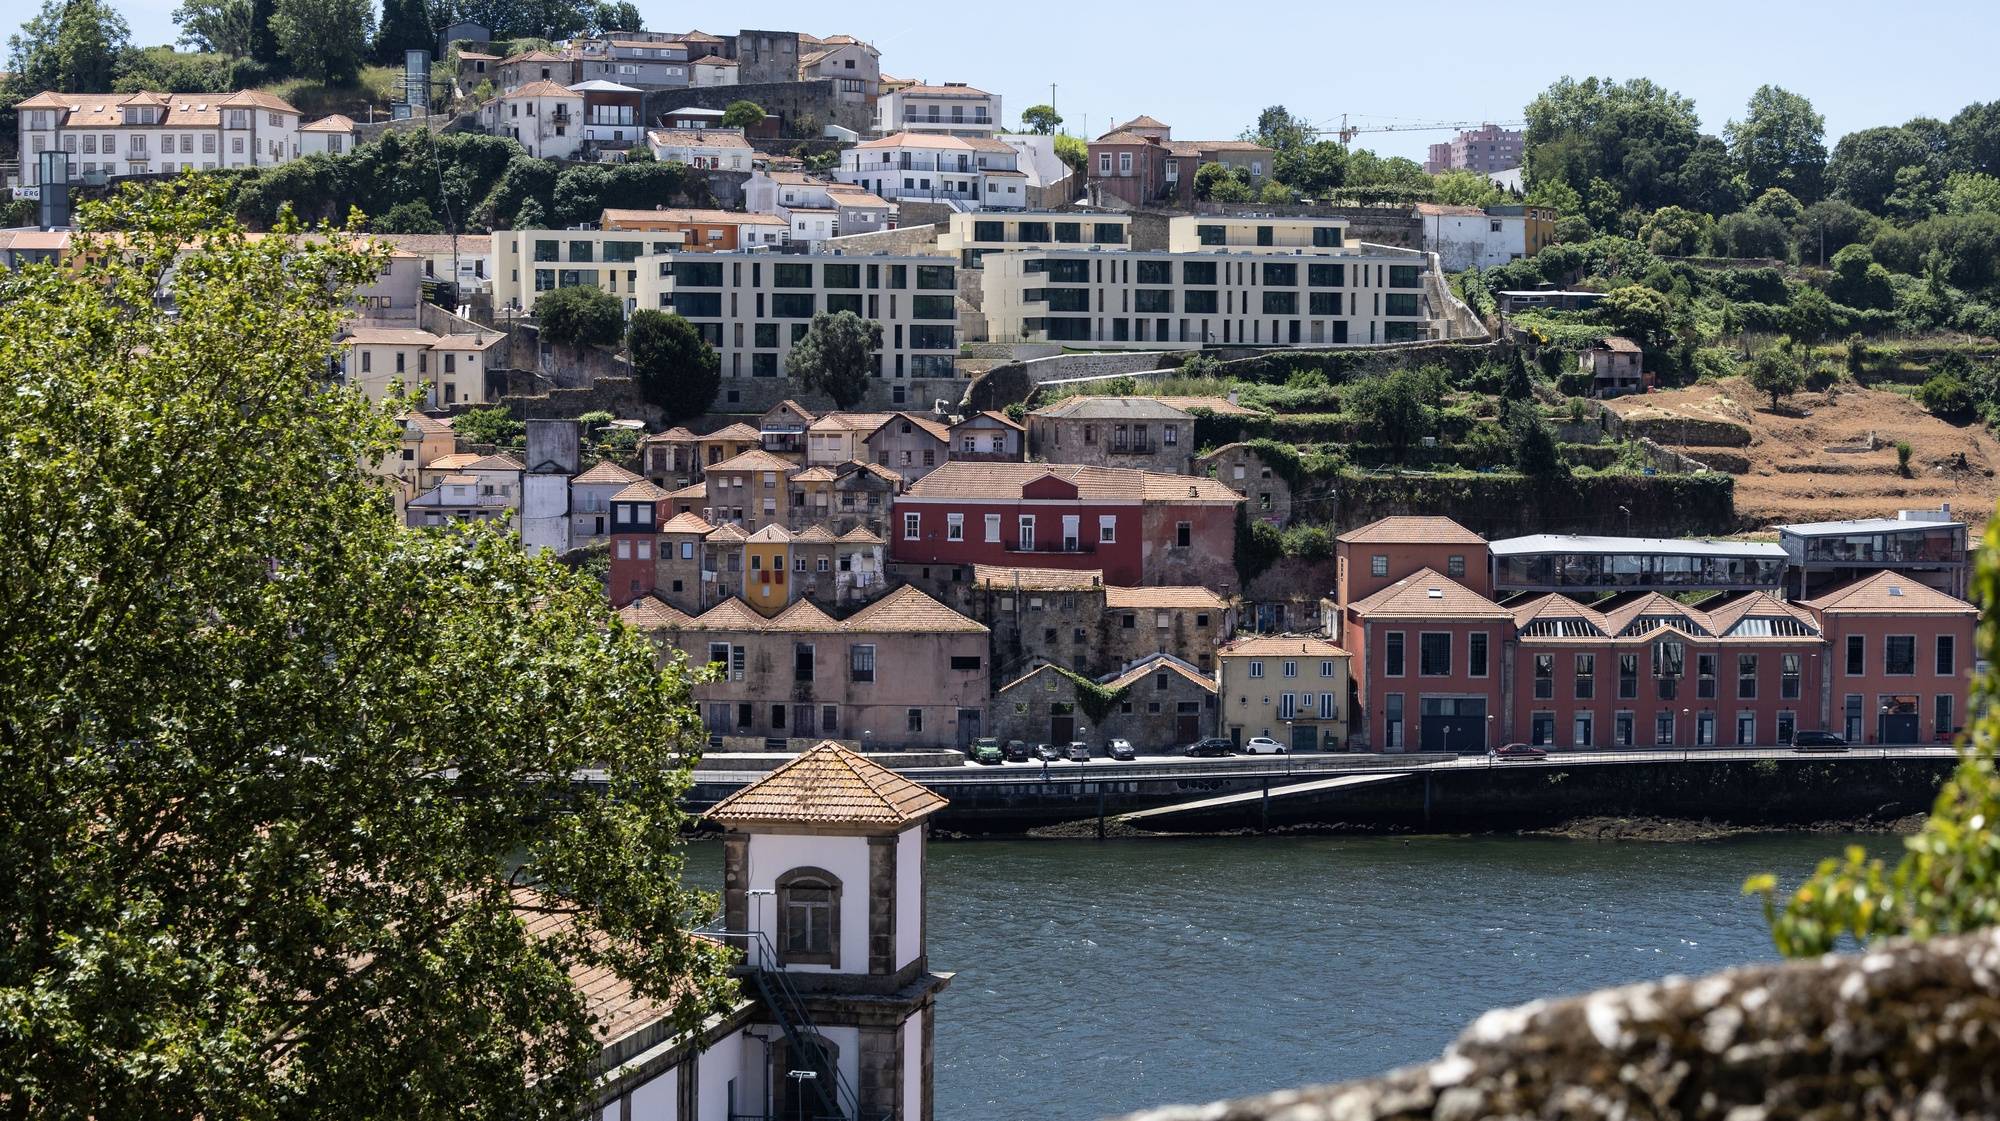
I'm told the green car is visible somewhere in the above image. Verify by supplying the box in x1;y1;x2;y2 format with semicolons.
970;738;1004;765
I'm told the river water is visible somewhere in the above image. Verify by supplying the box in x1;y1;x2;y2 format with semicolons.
688;832;1875;1121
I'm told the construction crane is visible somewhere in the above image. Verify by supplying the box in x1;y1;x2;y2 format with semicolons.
1315;114;1527;148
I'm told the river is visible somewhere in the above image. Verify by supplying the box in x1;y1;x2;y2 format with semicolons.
687;831;1876;1121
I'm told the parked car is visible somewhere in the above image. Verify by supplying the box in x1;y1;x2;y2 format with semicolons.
1185;737;1236;758
970;738;1004;766
1035;743;1062;762
1002;739;1031;762
1066;742;1092;763
1108;738;1137;761
1242;736;1287;755
1792;731;1850;753
1492;742;1549;760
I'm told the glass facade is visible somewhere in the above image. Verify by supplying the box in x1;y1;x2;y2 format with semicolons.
1494;550;1787;592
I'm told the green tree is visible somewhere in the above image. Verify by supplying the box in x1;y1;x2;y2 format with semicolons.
1192;161;1232;201
627;309;719;423
7;0;130;93
373;0;432;63
248;0;280;66
374;197;443;233
1246;104;1313;156
1725;84;1827;202
0;180;733;1120
534;284;623;347
452;405;524;446
1257;180;1292;204
1601;284;1676;350
1512;411;1568;479
1052;134;1087;183
270;0;371;84
1639;205;1709;256
1274;140;1346;197
1827;123;1942;213
1503;346;1534;401
1946;101;2000;177
590;0;641;32
1345;367;1443;463
1746;339;1808;410
1019;104;1061;134
1827;243;1897;309
719;99;765;130
786;310;879;410
1786;283;1836;343
172;0;254;56
1918;373;1976;421
1432;169;1505;208
1523;76;1704;212
1943;170;2000;215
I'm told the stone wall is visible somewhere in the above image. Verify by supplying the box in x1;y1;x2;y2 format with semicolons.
964;351;1182;412
990;665;1214;753
894;201;958;231
1197;444;1294;527
711;375;971;415
1116;926;2000;1121
640;79;872;136
820;224;946;257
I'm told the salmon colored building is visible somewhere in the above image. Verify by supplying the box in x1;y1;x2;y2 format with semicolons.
1344;568;1512;753
1335;516;1493;607
607;479;670;606
1804;571;1977;744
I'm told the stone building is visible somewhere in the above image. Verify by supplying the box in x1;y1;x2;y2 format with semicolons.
1196;443;1293;527
990;653;1216;752
953;565;1232;682
788;460;901;535
1102;585;1232;673
1026;396;1195;476
948;411;1026;463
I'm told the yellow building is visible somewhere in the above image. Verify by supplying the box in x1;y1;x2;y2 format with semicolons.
742;524;794;616
1215;634;1353;751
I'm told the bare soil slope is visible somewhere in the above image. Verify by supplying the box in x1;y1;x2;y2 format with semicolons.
1607;378;2000;529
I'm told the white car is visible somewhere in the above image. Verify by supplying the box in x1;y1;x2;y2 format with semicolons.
1242;736;1288;754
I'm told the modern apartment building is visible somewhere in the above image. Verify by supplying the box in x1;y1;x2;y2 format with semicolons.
836;133;1029;210
491;227;688;315
1164;214;1352;254
1422;123;1523;175
980;243;1440;349
872;83;1001;137
938;211;1130;267
15;89;312;185
637;251;961;407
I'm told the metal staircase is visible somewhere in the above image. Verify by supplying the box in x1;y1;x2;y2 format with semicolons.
739;929;881;1121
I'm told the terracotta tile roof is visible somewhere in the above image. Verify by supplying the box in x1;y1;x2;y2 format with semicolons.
500;80;582;100
701;422;761;442
1156;396;1263;417
509;888;690;1043
867;412;950;444
793;525;839;542
895;83;990;97
747;524;793;543
648;128;752;149
857;463;903;486
810;412;896;433
1103;654;1217;693
660;512;715;534
704;743;947;829
1092;130;1156;147
573;461;643;485
617;596;694;630
900;462;1240;504
706;449;798;474
428;452;482;470
643;426;698;445
342;327;439;346
1032;396;1193;421
1113;114;1168;131
706;523;749;543
693;55;736;65
1103;585;1227;610
972;565;1102;591
1596;335;1643;354
838;526;884;544
789;466;840;483
300;113;356;133
847;584;987;633
428;332;503;351
1219;634;1350;658
1413;202;1488;217
764;399;815;421
611;480;670;502
1336;516;1486;546
953;410;1025;432
501;49;570;63
765;599;844;632
667;482;707;501
1349;569;1511;620
854;132;978;151
1196;140;1275;154
1803;571;1976;615
467;453;525;471
401;413;455;435
1509;593;1607;633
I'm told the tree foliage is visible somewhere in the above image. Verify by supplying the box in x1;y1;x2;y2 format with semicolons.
535;284;624;348
270;0;371;84
0;179;733;1119
1344;366;1444;463
1019;104;1061;134
172;0;255;57
1524;76;1705;212
373;0;433;63
786;311;879;410
1726;85;1827;202
7;0;130;93
720;99;765;130
452;405;524;447
1746;338;1809;410
627;309;719;423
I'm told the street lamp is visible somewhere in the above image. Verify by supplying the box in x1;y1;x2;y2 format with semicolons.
1682;707;1690;752
862;729;873;754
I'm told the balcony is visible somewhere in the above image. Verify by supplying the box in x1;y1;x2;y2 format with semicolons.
1002;540;1096;555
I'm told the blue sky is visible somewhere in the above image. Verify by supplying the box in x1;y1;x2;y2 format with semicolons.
103;0;1994;162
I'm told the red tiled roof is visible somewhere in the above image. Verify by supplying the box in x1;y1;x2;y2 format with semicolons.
1803;571;1976;615
1348;569;1511;620
704;743;947;829
1336;516;1486;546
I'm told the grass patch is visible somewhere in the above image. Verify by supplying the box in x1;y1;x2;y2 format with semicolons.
259;65;400;119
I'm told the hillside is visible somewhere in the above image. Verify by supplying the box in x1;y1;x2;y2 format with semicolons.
1609;378;2000;530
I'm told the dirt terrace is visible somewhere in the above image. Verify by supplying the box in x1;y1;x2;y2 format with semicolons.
1607;378;2000;531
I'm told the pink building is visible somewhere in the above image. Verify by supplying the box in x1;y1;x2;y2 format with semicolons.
1344;568;1512;753
1334;516;1493;608
1804;571;1977;744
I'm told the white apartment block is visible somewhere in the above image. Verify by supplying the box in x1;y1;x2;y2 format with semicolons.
480;81;585;160
744;171;896;249
1165;214;1355;254
873;83;1001;137
939;211;1131;267
15;89;312;185
637;251;959;405
980;243;1441;349
837;133;1027;211
492;227;689;315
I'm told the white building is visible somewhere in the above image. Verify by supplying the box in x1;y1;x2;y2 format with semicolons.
980;238;1442;349
565;743;950;1121
481;80;585;160
646;127;753;171
491;227;688;316
797;39;880;103
744;171;897;249
336;326;503;407
298;113;357;156
371;232;496;294
692;56;738;86
14;89;315;185
995;132;1074;202
520;419;583;555
872;82;1001;137
1414;203;1557;272
567;36;690;87
566;79;643;147
837;133;1027;212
